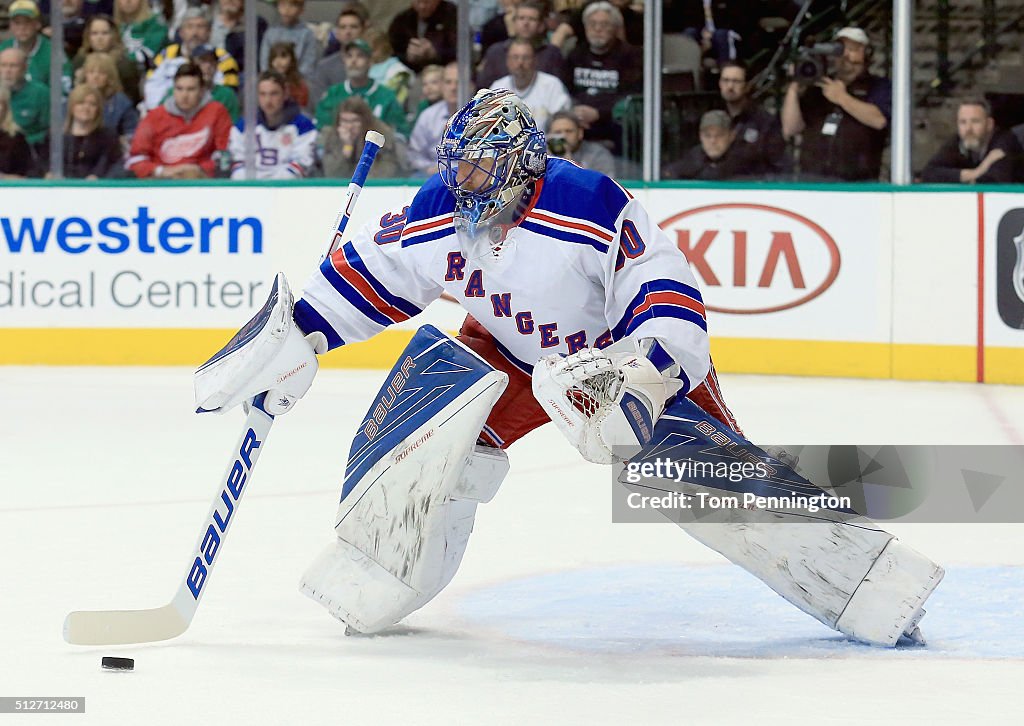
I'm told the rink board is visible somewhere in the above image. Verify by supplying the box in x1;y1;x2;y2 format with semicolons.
0;181;1021;384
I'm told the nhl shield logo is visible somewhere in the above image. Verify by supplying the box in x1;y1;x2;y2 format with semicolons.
996;208;1024;329
1013;230;1024;306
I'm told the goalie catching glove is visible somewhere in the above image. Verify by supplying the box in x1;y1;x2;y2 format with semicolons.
194;273;327;416
532;339;682;464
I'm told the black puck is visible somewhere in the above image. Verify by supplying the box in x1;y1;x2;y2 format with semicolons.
101;656;134;671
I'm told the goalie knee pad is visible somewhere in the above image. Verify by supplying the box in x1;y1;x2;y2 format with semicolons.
300;326;509;633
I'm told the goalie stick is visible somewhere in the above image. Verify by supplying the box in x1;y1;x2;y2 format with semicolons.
62;131;387;646
63;394;274;645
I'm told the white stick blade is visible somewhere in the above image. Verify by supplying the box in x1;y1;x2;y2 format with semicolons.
63;606;189;645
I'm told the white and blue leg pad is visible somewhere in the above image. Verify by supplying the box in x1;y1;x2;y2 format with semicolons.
300;325;509;634
631;397;945;647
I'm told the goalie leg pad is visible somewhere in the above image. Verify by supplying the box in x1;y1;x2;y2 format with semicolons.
633;396;944;647
300;326;509;633
835;538;943;646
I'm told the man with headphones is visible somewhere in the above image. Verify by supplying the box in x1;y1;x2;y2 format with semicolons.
781;26;892;181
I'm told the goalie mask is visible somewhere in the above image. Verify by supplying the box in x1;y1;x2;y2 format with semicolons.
436;89;547;265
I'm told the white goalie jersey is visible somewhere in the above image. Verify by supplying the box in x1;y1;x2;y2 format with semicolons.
294;158;711;392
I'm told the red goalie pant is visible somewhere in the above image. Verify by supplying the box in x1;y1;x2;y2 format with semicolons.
456;315;741;449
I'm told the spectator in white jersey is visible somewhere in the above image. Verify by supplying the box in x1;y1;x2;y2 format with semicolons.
492;38;571;132
228;70;317;179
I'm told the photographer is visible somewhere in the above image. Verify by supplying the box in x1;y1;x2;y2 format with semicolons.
545;111;615;177
781;27;891;181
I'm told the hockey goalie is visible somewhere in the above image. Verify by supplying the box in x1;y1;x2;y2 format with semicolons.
194;89;943;646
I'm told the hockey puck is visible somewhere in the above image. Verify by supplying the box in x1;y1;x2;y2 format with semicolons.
101;656;134;671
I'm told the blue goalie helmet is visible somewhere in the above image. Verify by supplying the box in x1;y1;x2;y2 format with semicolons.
436;89;547;236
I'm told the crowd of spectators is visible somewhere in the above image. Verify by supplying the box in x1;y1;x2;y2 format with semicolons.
0;0;1021;183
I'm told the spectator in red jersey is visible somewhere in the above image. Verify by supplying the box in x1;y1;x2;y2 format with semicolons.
127;61;232;178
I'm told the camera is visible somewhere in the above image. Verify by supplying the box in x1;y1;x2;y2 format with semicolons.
547;135;567;156
791;42;844;83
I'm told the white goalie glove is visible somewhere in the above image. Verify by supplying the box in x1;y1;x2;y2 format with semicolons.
532;339;683;464
194;273;327;416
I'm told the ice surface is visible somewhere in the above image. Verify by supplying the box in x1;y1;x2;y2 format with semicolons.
1;367;1022;724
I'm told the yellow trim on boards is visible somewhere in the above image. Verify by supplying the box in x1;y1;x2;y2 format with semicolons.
986;347;1024;385
0;328;419;368
709;338;892;379
0;328;1015;384
891;343;977;382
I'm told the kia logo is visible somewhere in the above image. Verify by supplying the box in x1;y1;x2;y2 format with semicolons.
661;203;841;314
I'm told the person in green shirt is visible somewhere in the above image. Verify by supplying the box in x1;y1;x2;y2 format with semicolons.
314;39;409;140
115;0;169;69
0;47;50;148
0;0;53;86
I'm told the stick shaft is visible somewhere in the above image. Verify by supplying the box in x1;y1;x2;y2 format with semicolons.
325;130;387;259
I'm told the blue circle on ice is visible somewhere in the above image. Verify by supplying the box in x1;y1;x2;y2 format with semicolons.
454;564;1024;659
